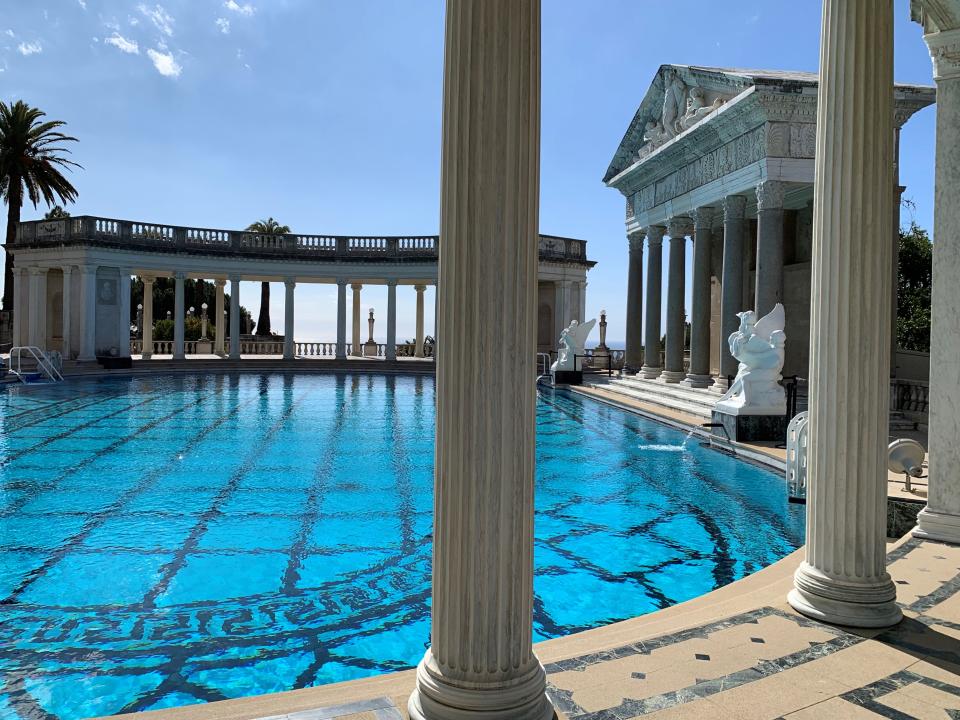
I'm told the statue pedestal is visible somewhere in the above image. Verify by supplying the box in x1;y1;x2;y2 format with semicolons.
711;406;787;443
553;370;583;385
196;340;213;354
591;346;611;371
362;341;378;357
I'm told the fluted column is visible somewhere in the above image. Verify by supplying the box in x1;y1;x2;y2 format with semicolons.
11;267;25;347
283;278;295;360
118;268;132;358
915;26;960;544
624;229;645;373
173;271;186;360
213;279;225;356
335;279;347;359
386;280;397;361
229;274;241;360
554;280;571;339
684;208;713;387
142;276;155;359
640;226;665;379
578;280;587;322
27;267;47;348
408;1;553;718
78;265;97;361
351;283;363;356
788;0;900;628
60;266;73;358
715;196;747;392
415;284;426;357
755;180;786;317
661;218;689;383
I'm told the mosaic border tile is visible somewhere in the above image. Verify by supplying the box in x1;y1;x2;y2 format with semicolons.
840;669;960;719
257;696;403;720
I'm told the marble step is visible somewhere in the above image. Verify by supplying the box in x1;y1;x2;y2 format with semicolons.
588;375;718;419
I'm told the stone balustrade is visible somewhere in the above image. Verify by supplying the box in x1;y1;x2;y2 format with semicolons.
128;338;437;359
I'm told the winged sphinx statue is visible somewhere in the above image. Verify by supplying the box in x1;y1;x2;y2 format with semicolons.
716;303;786;414
551;319;597;374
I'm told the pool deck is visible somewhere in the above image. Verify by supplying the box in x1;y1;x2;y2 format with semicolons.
106;534;960;720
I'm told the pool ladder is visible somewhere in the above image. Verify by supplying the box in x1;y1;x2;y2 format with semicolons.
8;347;64;383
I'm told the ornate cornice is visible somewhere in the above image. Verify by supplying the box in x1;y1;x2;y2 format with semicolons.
926;27;960;81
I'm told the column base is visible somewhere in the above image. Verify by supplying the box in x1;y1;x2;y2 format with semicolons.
659;369;687;383
639;365;661;379
141;352;152;360
710;377;731;395
682;373;713;389
172;354;185;361
788;562;901;629
408;653;555;720
913;507;960;545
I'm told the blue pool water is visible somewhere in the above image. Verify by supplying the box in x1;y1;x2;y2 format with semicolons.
0;374;804;719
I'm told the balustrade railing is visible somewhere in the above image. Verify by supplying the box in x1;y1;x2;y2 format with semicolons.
128;339;438;359
15;216;589;265
891;378;929;420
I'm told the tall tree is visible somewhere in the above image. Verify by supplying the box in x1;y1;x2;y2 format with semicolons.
245;217;290;336
0;100;80;312
897;222;933;352
43;205;70;219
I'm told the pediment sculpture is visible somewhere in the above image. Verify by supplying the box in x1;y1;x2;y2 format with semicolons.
638;69;730;157
716;303;786;415
551;319;596;374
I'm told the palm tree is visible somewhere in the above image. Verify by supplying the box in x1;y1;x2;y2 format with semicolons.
245;217;290;336
1;100;80;313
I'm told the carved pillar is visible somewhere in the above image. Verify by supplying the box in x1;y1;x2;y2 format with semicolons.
408;0;553;717
27;267;47;348
715;195;747;392
386;280;397;361
214;279;225;356
624;229;645;373
173;271;185;360
229;274;241;360
788;0;900;628
283;278;295;360
415;284;426;357
661;218;689;383
61;266;73;358
351;283;363;356
78;265;97;361
685;208;713;387
118;268;132;358
755;180;786;317
11;267;25;347
640;226;665;378
142;276;155;359
915;26;960;544
336;279;347;359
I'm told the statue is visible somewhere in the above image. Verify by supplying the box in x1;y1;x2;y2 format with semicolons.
679;86;725;131
661;67;688;139
716;303;786;414
550;319;597;374
642;120;670;150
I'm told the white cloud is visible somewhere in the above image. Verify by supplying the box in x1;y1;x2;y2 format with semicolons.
17;41;42;56
147;47;181;77
223;0;255;17
128;16;140;26
138;4;174;36
77;0;87;9
105;32;139;54
237;47;250;69
215;17;230;34
4;30;14;38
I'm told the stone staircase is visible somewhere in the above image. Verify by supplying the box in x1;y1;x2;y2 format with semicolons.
585;374;719;419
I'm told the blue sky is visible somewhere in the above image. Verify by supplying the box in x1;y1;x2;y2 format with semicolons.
2;0;938;345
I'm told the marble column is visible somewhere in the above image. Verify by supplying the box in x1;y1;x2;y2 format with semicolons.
351;283;363;356
685;208;713;387
78;265;97;361
118;269;132;358
914;26;960;544
554;280;571;339
640;226;665;379
61;266;73;358
624;229;645;373
386;280;397;361
11;267;25;347
755;180;786;317
283;278;295;360
229;274;241;360
788;0;901;628
27;267;47;348
173;272;186;360
214;279;225;356
661;218;689;383
414;284;426;357
407;0;553;718
579;280;587;323
142;276;155;360
715;195;747;393
335;279;347;360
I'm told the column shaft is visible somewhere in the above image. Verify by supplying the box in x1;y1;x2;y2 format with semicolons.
118;269;132;358
142;277;155;360
915;27;960;543
661;220;688;383
386;281;397;361
716;196;747;391
335;280;347;359
214;279;225;356
173;272;185;360
755;180;786;317
78;266;97;361
788;0;900;628
415;284;426;357
640;227;665;378
229;276;241;360
351;283;362;356
11;268;24;347
61;267;73;358
27;268;47;348
624;231;644;373
685;208;713;387
408;0;552;717
283;279;295;360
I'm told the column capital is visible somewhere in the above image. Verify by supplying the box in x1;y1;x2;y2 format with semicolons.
118;267;133;277
79;264;98;276
667;217;692;238
628;232;645;253
174;270;186;281
61;265;74;276
141;274;156;285
693;207;715;230
414;284;427;292
228;273;242;283
27;266;45;276
925;26;960;81
646;225;666;246
284;277;296;289
12;266;26;277
756;180;785;211
214;278;226;288
350;282;363;291
337;278;348;288
386;279;398;288
723;195;747;220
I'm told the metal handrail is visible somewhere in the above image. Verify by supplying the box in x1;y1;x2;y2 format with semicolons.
8;346;64;383
537;352;552;376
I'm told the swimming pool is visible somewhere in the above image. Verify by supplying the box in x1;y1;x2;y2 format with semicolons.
0;373;803;719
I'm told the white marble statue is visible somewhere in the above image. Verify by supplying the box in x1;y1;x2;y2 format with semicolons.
550;319;596;374
716;303;787;415
679;86;726;130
